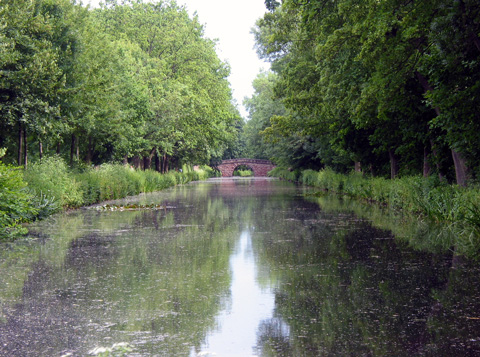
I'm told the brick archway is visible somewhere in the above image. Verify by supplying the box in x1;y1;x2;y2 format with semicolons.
217;159;276;177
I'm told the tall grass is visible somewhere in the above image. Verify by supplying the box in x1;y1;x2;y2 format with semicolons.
23;157;215;211
23;156;83;209
271;167;480;257
296;168;478;223
268;167;300;182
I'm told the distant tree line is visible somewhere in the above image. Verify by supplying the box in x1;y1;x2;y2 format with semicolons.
0;0;242;171
243;0;480;186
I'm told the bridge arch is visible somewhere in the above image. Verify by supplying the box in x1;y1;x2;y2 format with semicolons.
216;159;276;177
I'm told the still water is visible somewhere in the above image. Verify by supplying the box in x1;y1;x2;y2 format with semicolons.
0;178;479;356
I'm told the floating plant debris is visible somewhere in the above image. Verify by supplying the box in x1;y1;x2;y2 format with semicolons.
93;203;167;211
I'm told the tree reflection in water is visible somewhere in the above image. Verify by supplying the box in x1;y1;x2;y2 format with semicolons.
0;178;479;356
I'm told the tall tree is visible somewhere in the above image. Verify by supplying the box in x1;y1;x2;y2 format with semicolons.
0;0;66;166
252;0;480;182
95;0;239;169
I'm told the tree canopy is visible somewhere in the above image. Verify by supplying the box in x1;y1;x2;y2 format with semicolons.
0;0;242;171
246;0;480;184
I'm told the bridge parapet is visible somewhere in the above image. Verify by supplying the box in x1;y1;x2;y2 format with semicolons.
216;158;276;177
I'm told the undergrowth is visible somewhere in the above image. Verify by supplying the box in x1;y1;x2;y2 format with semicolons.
0;156;214;240
271;167;480;258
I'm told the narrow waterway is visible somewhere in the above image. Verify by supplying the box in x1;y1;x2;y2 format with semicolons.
0;178;479;356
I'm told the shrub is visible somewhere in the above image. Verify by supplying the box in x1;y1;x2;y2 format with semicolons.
268;167;299;181
0;162;38;239
233;169;253;177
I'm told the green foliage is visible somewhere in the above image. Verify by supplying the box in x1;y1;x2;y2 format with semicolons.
251;0;480;183
272;168;480;249
24;156;83;208
0;162;38;239
270;167;480;257
243;71;285;160
24;156;217;209
78;164;144;204
91;0;240;166
0;0;240;169
268;167;299;181
233;170;253;177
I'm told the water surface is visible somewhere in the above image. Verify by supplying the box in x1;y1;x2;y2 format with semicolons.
0;178;479;356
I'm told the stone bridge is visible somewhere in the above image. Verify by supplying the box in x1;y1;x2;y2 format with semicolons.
216;159;276;177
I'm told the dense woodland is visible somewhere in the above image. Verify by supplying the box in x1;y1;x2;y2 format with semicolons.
4;0;479;185
0;0;242;171
243;0;480;186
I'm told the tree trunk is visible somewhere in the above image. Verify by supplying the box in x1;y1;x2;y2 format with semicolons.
423;146;431;177
389;149;399;179
416;71;468;185
143;148;156;170
76;139;79;161
18;123;23;166
451;149;469;187
123;155;128;165
162;154;169;173
132;155;140;169
155;151;160;172
354;161;362;173
39;141;43;160
56;142;61;155
143;156;151;170
429;139;444;181
23;127;27;169
86;136;93;164
70;134;76;165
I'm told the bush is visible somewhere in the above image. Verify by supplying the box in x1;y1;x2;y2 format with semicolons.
24;156;83;208
268;167;299;181
1;157;217;240
233;170;253;177
0;162;38;239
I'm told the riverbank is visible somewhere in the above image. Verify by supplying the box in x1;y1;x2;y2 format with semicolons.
0;156;216;240
269;167;480;258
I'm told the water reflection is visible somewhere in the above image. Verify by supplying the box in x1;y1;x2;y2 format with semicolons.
193;230;277;356
0;178;479;356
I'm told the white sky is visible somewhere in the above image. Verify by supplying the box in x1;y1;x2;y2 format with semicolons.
85;0;269;119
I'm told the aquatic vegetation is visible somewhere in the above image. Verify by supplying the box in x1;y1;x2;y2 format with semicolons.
268;167;300;182
22;157;215;210
88;342;133;356
93;203;167;211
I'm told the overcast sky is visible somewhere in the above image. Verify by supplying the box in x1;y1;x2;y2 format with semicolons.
85;0;269;119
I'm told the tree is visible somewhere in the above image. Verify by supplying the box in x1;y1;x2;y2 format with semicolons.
95;0;239;169
252;0;480;183
243;71;285;160
0;0;66;167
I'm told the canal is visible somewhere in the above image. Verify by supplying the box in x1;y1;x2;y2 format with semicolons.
0;178;479;356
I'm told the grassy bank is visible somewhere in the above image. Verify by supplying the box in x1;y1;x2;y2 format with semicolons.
0;156;215;239
269;167;480;257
